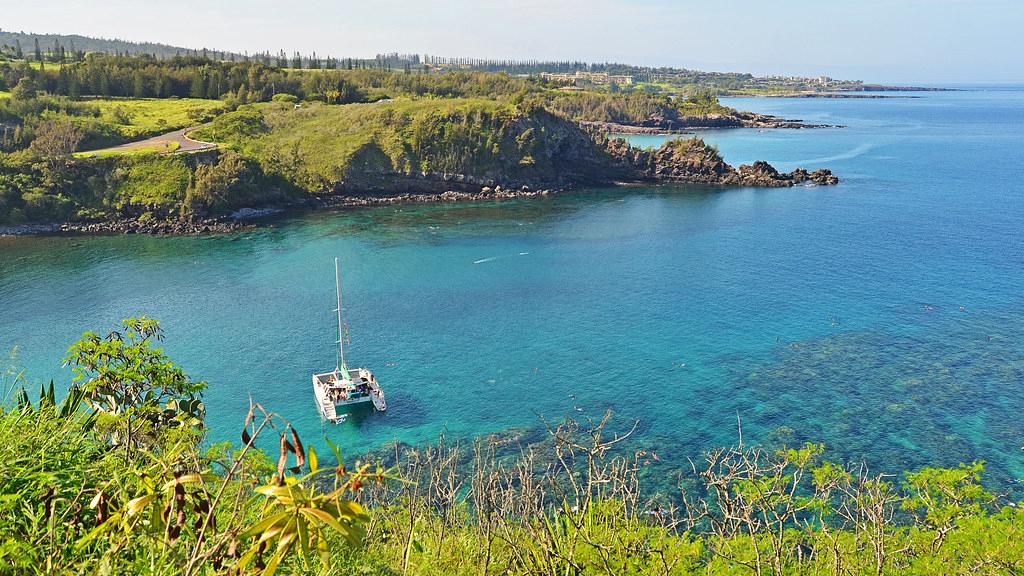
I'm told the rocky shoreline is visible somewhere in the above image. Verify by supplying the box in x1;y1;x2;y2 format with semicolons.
2;168;835;238
729;111;843;129
0;217;252;237
0;188;562;237
581;122;693;135
316;185;557;209
582;111;842;134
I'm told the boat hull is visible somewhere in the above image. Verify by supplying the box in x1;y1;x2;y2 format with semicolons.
312;367;386;423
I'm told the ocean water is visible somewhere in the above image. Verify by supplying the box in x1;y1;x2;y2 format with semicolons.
2;88;1023;488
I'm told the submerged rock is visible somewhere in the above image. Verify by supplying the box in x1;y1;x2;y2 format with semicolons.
230;207;284;220
50;216;250;237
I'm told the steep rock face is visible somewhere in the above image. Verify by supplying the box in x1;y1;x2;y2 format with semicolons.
645;138;735;183
336;108;632;195
500;108;630;186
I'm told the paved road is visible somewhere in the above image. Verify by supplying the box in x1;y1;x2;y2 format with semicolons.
80;127;216;156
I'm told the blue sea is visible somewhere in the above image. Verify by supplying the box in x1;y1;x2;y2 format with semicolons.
2;87;1023;488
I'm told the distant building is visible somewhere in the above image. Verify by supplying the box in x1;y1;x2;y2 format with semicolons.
539;71;635;87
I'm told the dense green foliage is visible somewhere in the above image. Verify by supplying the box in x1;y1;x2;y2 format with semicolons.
545;90;734;126
0;151;208;223
0;30;868;96
0;54;539;108
65;317;207;448
183;151;274;214
2;318;1023;574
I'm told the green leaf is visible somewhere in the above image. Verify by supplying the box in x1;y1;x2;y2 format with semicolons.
240;510;289;539
325;436;343;466
160;473;215;492
261;547;285;576
296;513;311;556
308;445;318;474
299;508;352;541
125;494;159;517
254;484;296;499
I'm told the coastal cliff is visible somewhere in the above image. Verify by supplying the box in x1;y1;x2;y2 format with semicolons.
195;99;837;196
1;98;838;235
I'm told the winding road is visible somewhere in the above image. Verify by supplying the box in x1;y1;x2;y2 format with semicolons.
79;127;217;156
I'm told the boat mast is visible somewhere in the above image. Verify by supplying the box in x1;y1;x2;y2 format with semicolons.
334;257;348;372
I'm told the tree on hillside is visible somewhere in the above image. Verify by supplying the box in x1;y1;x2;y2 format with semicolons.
132;70;145;97
189;68;206;98
28;118;82;186
33;37;41;62
184;151;254;214
29;116;81;162
63;317;207;449
10;76;37;100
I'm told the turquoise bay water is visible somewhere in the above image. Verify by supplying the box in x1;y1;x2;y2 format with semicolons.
2;88;1024;488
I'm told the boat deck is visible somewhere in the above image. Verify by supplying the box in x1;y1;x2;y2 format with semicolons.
312;367;385;420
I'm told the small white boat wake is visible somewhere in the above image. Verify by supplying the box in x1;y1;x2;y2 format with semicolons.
787;142;878;166
474;252;531;264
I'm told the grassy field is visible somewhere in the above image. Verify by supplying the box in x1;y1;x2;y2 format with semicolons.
72;140;180;158
195;97;522;189
79;96;225;139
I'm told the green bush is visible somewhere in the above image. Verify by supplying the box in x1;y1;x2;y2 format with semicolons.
105;154;192;210
271;93;298;104
183;151;264;214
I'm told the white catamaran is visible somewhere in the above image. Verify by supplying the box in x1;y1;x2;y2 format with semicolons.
312;258;386;422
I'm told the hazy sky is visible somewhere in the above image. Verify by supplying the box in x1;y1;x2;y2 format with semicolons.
2;0;1022;83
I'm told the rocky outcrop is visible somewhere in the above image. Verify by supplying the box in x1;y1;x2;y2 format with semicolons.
728;111;842;129
735;161;840;187
603;136;839;188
